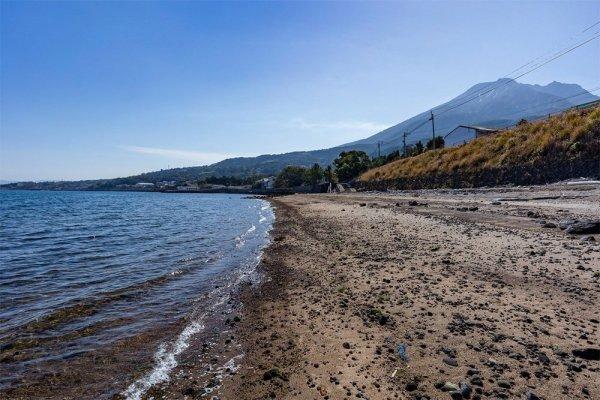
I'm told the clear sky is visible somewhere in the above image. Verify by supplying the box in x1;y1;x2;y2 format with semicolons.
1;1;599;181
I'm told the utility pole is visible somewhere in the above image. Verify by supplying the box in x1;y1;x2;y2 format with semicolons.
377;141;381;158
430;110;436;151
403;132;407;156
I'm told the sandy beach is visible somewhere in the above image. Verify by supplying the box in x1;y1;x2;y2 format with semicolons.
158;183;600;400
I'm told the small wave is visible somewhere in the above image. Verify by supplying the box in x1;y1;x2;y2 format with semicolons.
123;283;233;400
4;261;210;339
221;353;243;374
123;231;271;399
235;236;245;249
259;215;267;223
122;318;206;400
121;198;274;400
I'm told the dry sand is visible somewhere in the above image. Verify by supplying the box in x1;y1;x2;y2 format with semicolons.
138;183;600;400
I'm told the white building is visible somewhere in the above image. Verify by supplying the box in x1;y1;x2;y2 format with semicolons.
258;176;275;189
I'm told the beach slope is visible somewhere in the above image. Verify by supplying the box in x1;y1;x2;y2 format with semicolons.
223;185;599;399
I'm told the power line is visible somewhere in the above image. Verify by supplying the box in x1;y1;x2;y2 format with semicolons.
493;86;600;120
433;21;600;114
376;91;599;157
440;92;600;143
397;30;599;144
434;32;599;117
369;21;600;156
583;20;600;33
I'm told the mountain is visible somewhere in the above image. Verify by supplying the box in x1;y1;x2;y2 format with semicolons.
3;80;597;190
533;81;598;104
348;79;598;151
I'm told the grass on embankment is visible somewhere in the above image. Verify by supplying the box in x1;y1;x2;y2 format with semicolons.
360;106;600;182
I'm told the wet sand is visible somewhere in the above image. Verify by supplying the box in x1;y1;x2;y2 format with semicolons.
209;183;599;400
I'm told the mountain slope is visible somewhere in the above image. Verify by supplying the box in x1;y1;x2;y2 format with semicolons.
347;79;598;153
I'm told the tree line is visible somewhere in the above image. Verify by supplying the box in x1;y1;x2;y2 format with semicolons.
184;136;446;190
272;135;445;188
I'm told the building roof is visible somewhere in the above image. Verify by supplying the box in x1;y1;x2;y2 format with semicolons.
444;125;499;138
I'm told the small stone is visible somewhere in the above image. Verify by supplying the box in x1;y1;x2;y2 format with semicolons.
572;348;599;361
525;391;540;400
527;211;541;218
497;379;511;389
443;357;459;367
566;220;600;234
470;375;483;387
263;367;288;381
441;382;459;392
450;391;463;400
459;381;472;397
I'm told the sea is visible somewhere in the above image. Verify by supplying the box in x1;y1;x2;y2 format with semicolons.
0;190;273;398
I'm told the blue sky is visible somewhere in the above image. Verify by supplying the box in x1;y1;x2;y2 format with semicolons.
1;1;599;181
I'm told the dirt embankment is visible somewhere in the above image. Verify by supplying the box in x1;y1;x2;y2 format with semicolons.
359;107;600;190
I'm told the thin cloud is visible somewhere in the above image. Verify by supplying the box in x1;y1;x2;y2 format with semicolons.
120;146;239;164
286;118;389;134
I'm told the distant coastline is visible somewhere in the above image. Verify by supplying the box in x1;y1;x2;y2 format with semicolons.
0;186;296;195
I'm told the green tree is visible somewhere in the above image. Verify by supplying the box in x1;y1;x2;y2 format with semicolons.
333;150;371;182
324;165;337;184
370;156;387;169
426;136;445;150
413;141;424;155
385;150;400;163
274;166;307;188
304;163;324;185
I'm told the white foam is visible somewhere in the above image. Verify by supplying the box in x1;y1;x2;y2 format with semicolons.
122;319;206;400
124;271;236;400
221;354;243;373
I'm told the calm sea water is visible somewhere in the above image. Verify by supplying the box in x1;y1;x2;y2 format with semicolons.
0;190;273;390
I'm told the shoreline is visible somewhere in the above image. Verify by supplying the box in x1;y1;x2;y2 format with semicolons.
0;195;274;400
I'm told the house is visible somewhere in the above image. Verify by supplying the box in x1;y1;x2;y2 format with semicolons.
134;182;155;188
257;176;276;190
156;181;176;188
176;183;200;191
444;125;499;147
